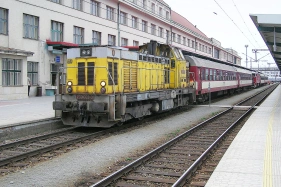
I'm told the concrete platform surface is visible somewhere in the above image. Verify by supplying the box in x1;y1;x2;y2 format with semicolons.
0;96;55;127
206;85;281;187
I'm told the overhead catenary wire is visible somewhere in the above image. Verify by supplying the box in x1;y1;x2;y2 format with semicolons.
213;0;256;47
231;0;260;48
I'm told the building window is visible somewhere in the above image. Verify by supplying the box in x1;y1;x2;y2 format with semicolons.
187;39;190;47
209;47;212;54
91;0;100;16
166;30;170;43
51;0;61;3
108;34;116;45
199;44;202;51
159;27;163;38
27;61;38;86
142;0;147;9
23;14;39;39
92;30;101;45
151;3;155;13
166;11;169;19
183;37;186;45
205;46;207;53
195;42;198;49
151;24;156;35
120;11;127;25
132;0;137;4
2;58;22;86
133;40;139;46
106;6;114;21
159;7;162;16
142;20;147;32
172;32;176;42
132;16;138;29
121;38;128;46
214;48;219;59
73;26;84;44
73;0;82;11
51;21;63;42
192;41;195;48
0;8;8;35
177;34;181;43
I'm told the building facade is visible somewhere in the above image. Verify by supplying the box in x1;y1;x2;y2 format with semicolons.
0;0;241;100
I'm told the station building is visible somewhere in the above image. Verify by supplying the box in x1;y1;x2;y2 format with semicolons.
0;0;242;100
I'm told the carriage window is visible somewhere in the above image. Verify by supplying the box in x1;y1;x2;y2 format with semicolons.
201;68;205;80
213;70;216;81
209;69;213;81
205;68;209;80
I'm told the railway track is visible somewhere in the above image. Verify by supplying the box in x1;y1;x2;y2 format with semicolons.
0;103;192;172
89;84;277;187
0;85;275;176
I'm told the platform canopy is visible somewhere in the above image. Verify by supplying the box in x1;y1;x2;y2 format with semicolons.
250;14;281;71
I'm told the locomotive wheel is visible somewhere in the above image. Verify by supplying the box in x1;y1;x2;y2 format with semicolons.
138;117;144;121
115;122;123;127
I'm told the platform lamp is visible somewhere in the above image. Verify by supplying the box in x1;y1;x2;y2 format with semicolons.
245;45;248;68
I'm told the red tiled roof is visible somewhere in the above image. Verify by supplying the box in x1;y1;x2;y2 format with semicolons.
171;10;208;38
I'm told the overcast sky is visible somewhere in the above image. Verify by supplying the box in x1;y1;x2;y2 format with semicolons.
164;0;280;68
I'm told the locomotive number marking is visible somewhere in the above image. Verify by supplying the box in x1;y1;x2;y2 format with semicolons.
76;95;94;101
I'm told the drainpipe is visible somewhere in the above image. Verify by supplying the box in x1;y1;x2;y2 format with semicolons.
195;37;197;52
117;2;120;47
170;26;172;45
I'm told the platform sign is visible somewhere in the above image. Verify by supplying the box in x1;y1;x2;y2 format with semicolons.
55;56;60;63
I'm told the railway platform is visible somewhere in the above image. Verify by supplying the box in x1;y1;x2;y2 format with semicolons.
206;84;281;187
0;96;55;127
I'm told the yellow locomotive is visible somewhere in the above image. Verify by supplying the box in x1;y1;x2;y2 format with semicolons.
53;40;196;127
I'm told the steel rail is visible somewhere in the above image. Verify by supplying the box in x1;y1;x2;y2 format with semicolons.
236;84;277;106
0;127;77;150
91;84;278;187
172;84;277;186
90;108;232;187
0;126;121;167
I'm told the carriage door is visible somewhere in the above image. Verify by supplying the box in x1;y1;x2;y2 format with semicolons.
197;67;202;92
237;73;240;88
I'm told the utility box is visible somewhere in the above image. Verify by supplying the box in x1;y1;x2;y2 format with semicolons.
46;89;55;96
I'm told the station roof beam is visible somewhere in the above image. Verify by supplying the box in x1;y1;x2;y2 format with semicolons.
250;14;281;71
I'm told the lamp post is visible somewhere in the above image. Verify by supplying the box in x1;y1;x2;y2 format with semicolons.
245;45;248;68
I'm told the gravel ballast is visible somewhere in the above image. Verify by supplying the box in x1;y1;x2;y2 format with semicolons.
0;86;270;187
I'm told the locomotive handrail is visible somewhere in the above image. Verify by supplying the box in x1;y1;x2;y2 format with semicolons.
59;66;116;95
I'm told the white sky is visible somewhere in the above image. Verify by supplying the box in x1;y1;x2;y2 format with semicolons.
164;0;281;68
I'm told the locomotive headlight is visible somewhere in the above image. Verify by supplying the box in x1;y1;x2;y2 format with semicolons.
100;87;106;94
67;86;72;93
100;81;106;87
67;81;73;86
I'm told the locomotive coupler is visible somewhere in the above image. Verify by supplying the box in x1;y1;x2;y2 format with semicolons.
80;102;87;116
72;101;79;112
